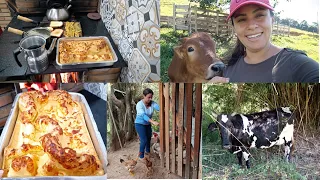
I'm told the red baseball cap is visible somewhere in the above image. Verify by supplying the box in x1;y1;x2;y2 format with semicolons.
227;0;274;21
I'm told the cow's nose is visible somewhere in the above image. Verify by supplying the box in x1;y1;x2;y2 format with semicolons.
211;62;225;72
223;145;231;149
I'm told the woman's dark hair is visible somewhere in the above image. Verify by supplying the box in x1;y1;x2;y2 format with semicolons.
143;88;153;96
143;88;154;106
226;10;274;66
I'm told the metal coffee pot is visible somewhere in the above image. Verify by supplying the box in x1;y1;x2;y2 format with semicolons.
13;35;57;73
46;0;72;21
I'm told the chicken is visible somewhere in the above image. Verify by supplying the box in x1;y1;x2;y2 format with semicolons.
145;157;153;177
152;141;160;159
120;157;138;176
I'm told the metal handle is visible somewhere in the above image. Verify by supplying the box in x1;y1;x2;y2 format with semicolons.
66;4;72;10
8;27;24;36
17;15;36;24
13;48;22;67
47;38;57;55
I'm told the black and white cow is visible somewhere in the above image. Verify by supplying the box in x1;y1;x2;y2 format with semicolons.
208;107;294;168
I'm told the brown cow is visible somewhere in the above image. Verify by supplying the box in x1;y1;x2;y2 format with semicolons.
168;32;225;82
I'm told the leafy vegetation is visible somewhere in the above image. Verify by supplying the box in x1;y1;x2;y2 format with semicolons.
202;83;320;179
107;83;160;150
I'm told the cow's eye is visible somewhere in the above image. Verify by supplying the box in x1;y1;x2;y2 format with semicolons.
187;47;194;52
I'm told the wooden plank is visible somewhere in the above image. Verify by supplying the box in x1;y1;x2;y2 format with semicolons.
175;25;189;30
175;17;190;21
175;4;190;9
192;83;202;179
0;103;12;119
86;68;121;75
175;11;189;15
170;83;176;173
16;0;39;8
0;85;13;94
164;83;170;170
173;3;176;31
159;83;165;167
177;83;184;177
0;91;13;107
184;83;193;178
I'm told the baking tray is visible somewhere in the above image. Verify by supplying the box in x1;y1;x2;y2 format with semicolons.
0;92;107;180
55;36;118;69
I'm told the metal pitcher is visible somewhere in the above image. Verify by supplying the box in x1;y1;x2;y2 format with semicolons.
13;35;57;73
46;0;72;21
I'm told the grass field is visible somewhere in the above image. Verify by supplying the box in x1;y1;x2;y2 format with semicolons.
202;118;320;179
160;0;193;16
202;134;310;180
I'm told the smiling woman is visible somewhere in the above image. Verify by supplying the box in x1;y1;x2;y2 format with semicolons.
209;0;319;83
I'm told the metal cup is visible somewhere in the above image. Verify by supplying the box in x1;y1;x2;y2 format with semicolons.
13;35;57;73
20;35;46;57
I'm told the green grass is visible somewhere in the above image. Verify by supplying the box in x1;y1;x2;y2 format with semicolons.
160;28;189;82
203;145;307;180
271;34;319;62
202;124;307;180
160;0;194;16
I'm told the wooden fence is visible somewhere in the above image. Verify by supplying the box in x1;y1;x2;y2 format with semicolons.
159;83;202;179
161;3;290;37
273;22;290;36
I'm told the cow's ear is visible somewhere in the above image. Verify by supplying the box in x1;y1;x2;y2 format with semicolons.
173;45;184;59
208;122;218;131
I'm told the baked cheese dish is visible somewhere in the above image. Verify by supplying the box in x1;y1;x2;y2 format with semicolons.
1;90;104;177
59;39;113;64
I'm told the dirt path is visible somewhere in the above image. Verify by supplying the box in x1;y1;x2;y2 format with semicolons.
293;134;320;178
107;139;182;179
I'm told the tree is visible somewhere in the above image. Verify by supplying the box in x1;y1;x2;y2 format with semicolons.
108;83;139;151
108;83;160;151
299;20;309;31
291;19;299;28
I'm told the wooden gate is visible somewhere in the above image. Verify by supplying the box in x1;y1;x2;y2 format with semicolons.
159;83;202;179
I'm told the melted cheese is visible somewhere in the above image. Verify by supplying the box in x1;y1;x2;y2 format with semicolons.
59;39;113;64
2;90;104;177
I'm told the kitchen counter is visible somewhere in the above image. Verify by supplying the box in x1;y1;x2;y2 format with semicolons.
0;13;127;81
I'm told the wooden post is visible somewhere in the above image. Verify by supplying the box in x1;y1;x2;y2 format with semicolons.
193;83;202;179
159;83;165;167
173;3;176;31
177;83;184;177
188;3;191;34
195;7;198;32
185;83;193;178
164;83;170;170
216;12;219;35
171;83;177;173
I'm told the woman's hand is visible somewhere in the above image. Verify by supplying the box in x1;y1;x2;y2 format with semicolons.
207;76;229;83
152;121;159;126
149;119;159;126
0;169;3;178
